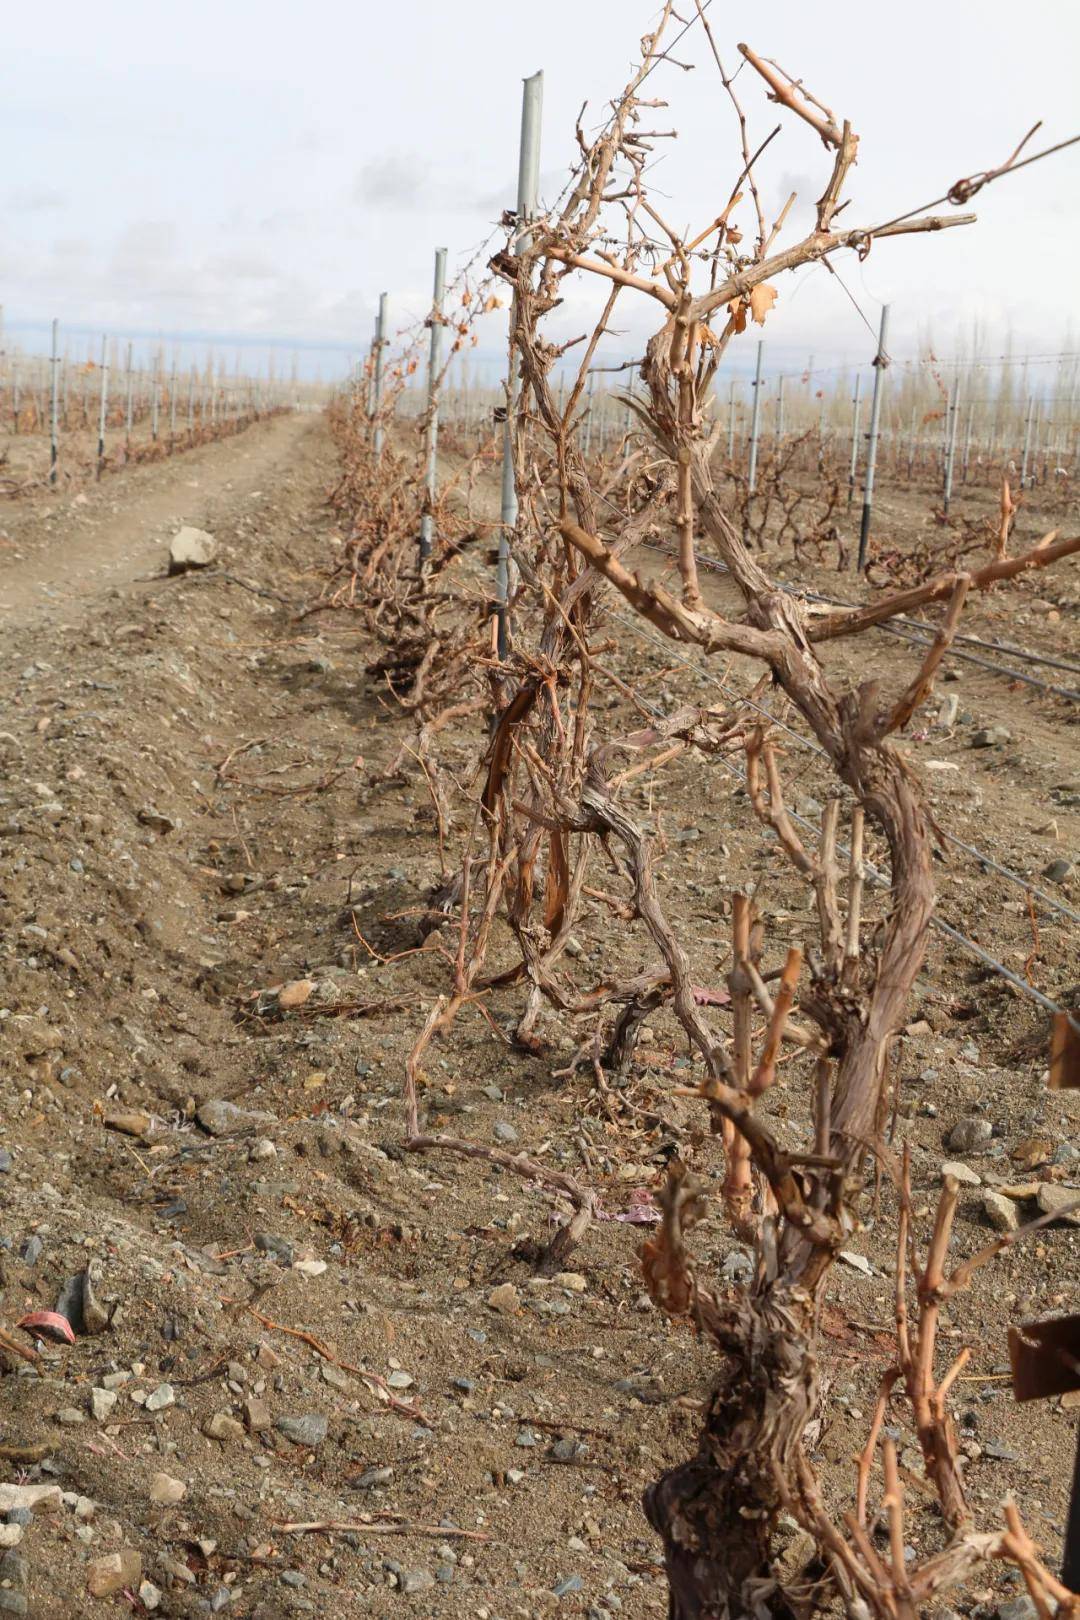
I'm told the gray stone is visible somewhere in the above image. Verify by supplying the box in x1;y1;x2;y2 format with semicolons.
244;1396;272;1432
80;1259;113;1333
493;1120;519;1144
196;1098;275;1137
1042;858;1073;884
275;1413;328;1448
995;1597;1038;1620
144;1383;175;1413
353;1466;393;1490
946;1117;993;1153
87;1548;142;1597
971;726;1010;748
941;1161;981;1186
1036;1183;1080;1225
254;1232;295;1266
168;525;217;574
399;1568;434;1595
90;1387;118;1422
936;693;959;728
982;1191;1019;1232
552;1574;584;1597
204;1412;244;1443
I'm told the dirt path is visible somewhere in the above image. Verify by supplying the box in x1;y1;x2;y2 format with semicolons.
0;411;315;624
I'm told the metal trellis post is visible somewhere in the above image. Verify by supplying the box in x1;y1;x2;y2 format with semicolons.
856;303;890;572
495;68;543;666
747;341;764;497
419;247;448;565
49;319;60;486
1020;394;1035;488
96;335;109;479
372;293;388;461
847;372;862;508
942;378;960;517
124;343;134;444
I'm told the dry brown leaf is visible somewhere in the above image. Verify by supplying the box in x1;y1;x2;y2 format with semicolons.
749;283;778;325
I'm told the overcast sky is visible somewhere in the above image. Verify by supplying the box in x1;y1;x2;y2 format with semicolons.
4;0;1078;379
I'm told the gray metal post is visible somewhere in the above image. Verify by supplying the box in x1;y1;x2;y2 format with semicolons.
151;366;160;441
583;370;596;456
727;378;736;462
496;68;543;665
169;363;177;445
372;293;388;461
847;372;862;507
124;343;134;443
49;319;60;485
96;335;109;478
419;246;448;564
775;373;785;452
856;303;890;571
746;341;764;495
1035;406;1050;483
943;379;960;517
906;402;918;480
11;357;18;433
1020;395;1035;488
187;369;196;436
961;401;975;484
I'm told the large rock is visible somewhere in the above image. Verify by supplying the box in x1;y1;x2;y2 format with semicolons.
946;1117;993;1153
87;1548;142;1597
168;526;216;575
275;1413;328;1448
982;1191;1019;1232
941;1161;981;1186
1036;1184;1080;1225
0;1485;60;1514
196;1098;275;1137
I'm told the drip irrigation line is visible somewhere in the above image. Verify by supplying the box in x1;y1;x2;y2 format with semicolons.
707;713;1080;1034
835;616;1080;703
940;835;1080;927
640;540;1080;697
933;631;1080;679
613;605;1080;926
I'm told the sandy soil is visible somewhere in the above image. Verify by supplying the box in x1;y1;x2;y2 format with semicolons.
0;414;1076;1619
